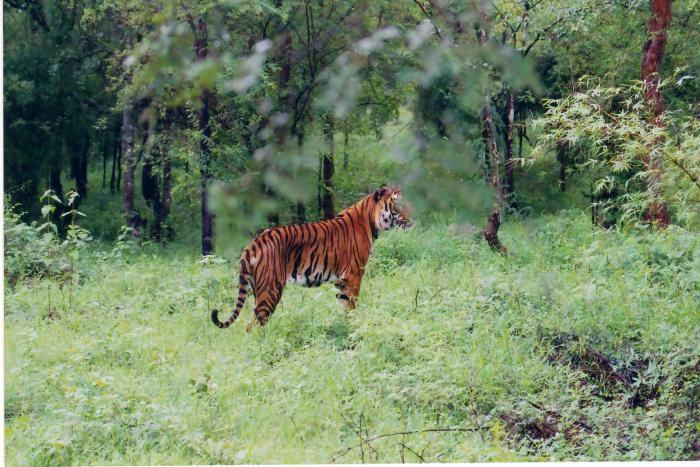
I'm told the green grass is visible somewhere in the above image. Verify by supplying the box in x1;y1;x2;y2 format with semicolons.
4;212;700;464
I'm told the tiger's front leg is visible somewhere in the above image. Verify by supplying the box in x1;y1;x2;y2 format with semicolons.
335;273;363;310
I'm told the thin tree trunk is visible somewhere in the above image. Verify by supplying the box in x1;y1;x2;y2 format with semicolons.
195;17;215;255
502;91;516;208
275;24;292;147
141;124;158;208
263;13;293;226
110;131;118;192
158;139;173;240
110;150;117;192
557;142;567;192
141;126;162;240
321;112;335;219
70;140;88;205
122;101;140;237
518;112;524;162
49;167;63;200
49;165;65;228
640;0;672;228
102;134;108;189
79;142;88;201
116;142;122;193
295;128;307;223
478;7;506;254
343;126;349;169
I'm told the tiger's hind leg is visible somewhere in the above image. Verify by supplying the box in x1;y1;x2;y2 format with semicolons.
245;283;284;332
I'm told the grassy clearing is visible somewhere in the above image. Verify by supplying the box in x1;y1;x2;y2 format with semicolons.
4;212;700;464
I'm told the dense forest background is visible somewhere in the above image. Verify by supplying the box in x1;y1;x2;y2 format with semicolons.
5;0;700;252
4;0;700;464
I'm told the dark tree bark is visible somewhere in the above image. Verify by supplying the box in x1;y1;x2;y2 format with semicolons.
343;126;350;169
159;137;173;241
478;9;506;254
121;100;141;237
141;125;161;240
275;25;292;147
262;10;294;226
70;140;88;205
194;16;215;255
102;133;108;189
49;164;66;228
321;112;335;219
144;121;173;242
275;19;294;223
141;125;158;207
557;141;567;192
295;128;307;223
79;143;88;199
640;0;672;228
116;142;122;193
110;129;119;192
49;166;64;203
295;201;307;224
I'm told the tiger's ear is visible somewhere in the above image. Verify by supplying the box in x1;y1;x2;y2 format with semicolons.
391;186;402;200
373;185;389;202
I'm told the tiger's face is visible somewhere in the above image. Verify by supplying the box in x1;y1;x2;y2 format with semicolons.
373;185;415;231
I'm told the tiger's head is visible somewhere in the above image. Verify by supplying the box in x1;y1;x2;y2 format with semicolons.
372;185;415;231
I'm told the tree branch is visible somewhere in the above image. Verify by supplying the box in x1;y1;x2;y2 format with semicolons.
412;0;443;40
666;153;700;191
330;427;479;463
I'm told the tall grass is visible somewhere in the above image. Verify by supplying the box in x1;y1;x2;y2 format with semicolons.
4;212;699;463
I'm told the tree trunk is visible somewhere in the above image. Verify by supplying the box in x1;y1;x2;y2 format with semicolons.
141;124;158;207
195;17;215;255
557;142;567;192
141;127;162;240
295;129;307;223
321;113;335;219
49;166;64;203
278;21;296;223
79;142;88;200
478;8;506;254
110;150;117;192
640;0;672;228
481;103;505;253
161;143;172;238
343;126;349;169
70;140;88;205
49;165;66;229
102;133;108;189
116;142;122;193
121;101;141;237
110;131;118;192
263;15;293;226
502;91;516;208
275;25;292;147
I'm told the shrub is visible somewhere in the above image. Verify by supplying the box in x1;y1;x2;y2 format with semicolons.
4;191;91;286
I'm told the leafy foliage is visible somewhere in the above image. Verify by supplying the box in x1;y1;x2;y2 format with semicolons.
535;76;700;228
4;191;91;286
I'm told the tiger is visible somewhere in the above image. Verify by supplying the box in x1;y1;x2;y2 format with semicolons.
211;185;414;332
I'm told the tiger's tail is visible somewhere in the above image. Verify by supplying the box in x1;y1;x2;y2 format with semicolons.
211;263;251;329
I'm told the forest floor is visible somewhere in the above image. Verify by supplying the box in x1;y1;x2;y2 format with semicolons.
4;212;700;463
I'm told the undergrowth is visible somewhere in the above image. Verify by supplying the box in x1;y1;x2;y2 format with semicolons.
4;212;699;463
